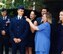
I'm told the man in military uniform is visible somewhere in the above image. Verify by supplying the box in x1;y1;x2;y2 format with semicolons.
10;5;29;54
0;8;10;54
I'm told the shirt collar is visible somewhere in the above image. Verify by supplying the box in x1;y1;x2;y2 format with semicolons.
3;16;7;20
17;15;22;19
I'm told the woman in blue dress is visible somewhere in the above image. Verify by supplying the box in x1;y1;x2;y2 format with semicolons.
25;13;52;54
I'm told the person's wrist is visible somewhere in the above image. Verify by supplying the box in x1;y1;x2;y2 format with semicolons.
29;20;31;23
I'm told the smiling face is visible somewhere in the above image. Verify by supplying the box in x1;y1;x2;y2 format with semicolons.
30;11;36;20
41;9;47;16
42;13;52;24
17;9;24;16
59;11;63;22
42;14;47;22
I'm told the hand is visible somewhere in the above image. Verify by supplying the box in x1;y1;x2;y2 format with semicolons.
17;38;21;43
26;18;31;22
6;21;10;24
1;30;6;36
61;51;63;54
34;21;38;26
6;21;10;26
13;38;18;43
13;38;21;43
25;16;31;22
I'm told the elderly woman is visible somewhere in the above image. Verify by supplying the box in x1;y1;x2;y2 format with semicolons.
25;13;52;54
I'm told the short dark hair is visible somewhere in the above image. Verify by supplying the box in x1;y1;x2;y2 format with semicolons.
17;5;24;10
41;7;48;12
1;8;7;12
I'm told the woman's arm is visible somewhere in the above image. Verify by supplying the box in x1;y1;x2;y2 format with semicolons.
26;18;39;31
30;21;38;33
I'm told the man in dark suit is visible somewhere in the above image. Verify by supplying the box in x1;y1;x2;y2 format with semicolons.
0;8;11;54
36;8;48;25
10;5;29;54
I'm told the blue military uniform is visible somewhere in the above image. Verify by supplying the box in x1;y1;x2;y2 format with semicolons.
0;17;3;54
0;16;10;54
10;16;29;54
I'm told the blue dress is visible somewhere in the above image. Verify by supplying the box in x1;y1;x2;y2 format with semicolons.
35;22;51;54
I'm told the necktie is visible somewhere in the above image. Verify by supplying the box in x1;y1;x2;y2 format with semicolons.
18;17;21;20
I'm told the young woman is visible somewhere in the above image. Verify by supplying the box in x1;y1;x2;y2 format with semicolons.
57;10;63;54
25;13;52;54
26;10;36;54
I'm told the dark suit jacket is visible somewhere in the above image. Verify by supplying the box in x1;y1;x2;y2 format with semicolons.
10;16;29;45
36;17;42;25
0;16;11;37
